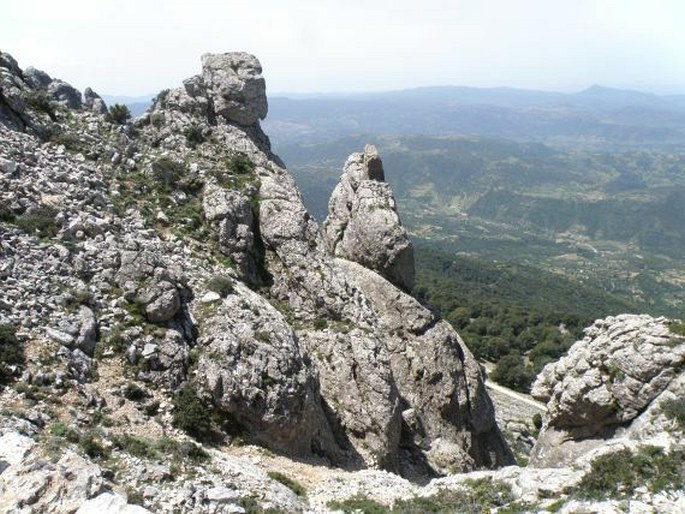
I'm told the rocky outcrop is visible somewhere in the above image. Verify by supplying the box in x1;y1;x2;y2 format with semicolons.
324;145;415;291
530;314;685;466
335;259;513;474
0;50;514;513
194;280;339;457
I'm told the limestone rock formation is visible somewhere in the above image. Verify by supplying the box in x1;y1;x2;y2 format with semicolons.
324;145;415;291
531;314;685;466
194;281;339;457
0;50;518;512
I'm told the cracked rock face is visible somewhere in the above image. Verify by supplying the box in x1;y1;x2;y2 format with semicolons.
324;145;415;291
530;314;685;466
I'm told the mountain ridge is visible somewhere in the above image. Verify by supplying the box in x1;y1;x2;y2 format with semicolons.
1;50;683;513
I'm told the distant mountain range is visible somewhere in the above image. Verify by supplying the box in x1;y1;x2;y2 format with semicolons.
263;85;685;150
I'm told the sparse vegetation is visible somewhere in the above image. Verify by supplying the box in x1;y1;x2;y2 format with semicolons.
25;90;55;117
226;152;256;175
112;434;209;463
668;321;685;337
660;397;685;428
171;384;216;442
267;471;307;497
0;323;24;384
328;479;514;514
151;156;187;187
328;494;387;514
123;382;149;402
14;206;61;238
573;446;685;500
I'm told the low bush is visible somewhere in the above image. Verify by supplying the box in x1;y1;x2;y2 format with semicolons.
107;103;131;125
15;206;60;238
660;397;685;428
171;384;214;442
226;152;255;175
150;157;186;188
574;445;685;500
184;125;206;148
267;471;306;497
206;275;234;297
123;382;149;402
0;323;24;384
328;494;387;514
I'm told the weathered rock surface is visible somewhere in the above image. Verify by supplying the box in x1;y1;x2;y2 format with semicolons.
531;314;685;467
76;492;152;514
324;145;415;291
0;448;104;513
0;50;522;512
194;281;338;457
198;52;268;126
335;259;513;474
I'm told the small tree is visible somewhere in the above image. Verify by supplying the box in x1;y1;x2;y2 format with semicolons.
107;103;131;125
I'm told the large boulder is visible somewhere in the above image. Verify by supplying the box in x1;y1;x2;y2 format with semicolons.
324;145;415;291
194;282;339;458
530;314;685;466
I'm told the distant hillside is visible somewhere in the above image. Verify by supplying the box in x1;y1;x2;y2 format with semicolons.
277;134;685;317
265;85;685;151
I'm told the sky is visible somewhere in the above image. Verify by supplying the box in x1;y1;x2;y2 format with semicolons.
2;0;685;97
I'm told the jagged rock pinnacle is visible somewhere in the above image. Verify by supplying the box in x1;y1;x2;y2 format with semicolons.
324;144;415;290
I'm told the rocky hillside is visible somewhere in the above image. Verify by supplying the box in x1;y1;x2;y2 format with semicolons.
1;50;684;513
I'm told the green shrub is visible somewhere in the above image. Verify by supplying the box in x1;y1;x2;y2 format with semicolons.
125;486;145;506
112;433;209;463
150;157;186;188
226;152;255;175
267;471;306;497
26;90;55;116
0;205;16;222
79;431;110;459
15;206;60;238
49;421;80;443
532;412;543;431
172;384;214;442
206;275;234;297
574;446;685;500
107;103;131;125
0;323;24;384
313;317;328;330
123;382;149;402
491;353;536;393
184;125;206;148
660;397;685;428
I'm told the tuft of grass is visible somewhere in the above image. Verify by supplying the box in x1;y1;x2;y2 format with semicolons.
184;125;206;148
123;382;149;402
226;152;256;175
267;471;307;497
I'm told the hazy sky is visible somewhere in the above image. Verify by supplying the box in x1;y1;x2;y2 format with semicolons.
3;0;684;97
